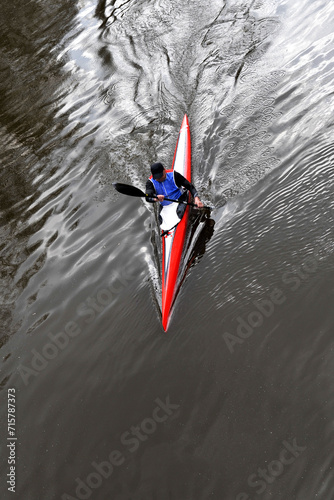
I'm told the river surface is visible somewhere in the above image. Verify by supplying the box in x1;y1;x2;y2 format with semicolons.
1;0;334;499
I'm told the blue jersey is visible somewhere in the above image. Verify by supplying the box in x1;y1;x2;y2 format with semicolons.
151;171;183;206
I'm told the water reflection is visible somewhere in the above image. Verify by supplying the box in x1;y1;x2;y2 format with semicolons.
185;207;216;270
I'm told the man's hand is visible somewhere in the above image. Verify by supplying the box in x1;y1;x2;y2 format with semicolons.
194;196;204;208
146;195;164;202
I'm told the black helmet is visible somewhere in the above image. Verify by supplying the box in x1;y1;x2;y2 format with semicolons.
151;162;165;179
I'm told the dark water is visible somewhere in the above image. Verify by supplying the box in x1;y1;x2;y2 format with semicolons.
1;0;334;499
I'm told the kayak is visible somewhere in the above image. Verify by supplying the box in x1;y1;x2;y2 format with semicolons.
160;114;191;331
112;115;214;330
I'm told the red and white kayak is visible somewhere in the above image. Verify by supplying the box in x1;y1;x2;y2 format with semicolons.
160;114;191;331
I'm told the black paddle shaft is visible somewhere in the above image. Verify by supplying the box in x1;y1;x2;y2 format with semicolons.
113;182;212;209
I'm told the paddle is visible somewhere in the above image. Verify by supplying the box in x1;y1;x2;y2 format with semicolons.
113;183;213;209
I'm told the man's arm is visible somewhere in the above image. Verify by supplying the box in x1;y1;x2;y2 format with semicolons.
145;179;157;202
174;172;203;207
174;172;198;198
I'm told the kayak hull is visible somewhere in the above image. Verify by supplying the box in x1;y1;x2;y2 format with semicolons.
161;115;191;331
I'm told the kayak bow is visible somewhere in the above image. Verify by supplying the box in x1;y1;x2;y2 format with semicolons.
161;114;191;331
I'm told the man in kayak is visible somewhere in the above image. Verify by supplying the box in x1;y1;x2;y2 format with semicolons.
145;162;204;209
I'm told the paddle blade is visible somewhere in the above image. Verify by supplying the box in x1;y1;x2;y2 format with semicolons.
113;183;146;198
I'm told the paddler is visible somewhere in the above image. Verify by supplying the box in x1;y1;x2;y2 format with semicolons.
146;162;204;210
